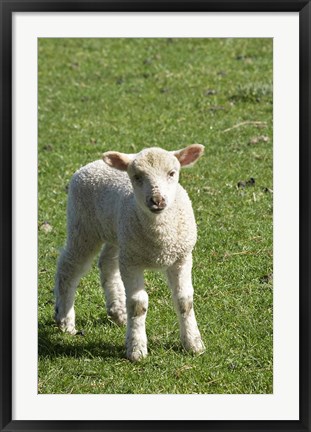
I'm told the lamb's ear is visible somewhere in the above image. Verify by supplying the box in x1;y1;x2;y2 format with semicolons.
102;151;134;171
173;144;204;167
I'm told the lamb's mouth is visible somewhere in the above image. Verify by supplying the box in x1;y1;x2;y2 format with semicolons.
149;206;166;214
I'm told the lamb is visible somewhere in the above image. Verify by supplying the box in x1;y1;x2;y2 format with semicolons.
54;144;205;361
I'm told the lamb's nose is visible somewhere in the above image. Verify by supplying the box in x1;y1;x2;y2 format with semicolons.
149;195;166;210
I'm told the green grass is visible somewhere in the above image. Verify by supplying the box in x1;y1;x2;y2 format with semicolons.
38;38;273;394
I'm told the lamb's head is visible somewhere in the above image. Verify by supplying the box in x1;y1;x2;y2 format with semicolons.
102;144;204;215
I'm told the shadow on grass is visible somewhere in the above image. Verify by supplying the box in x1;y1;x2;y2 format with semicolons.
161;341;185;354
38;318;125;360
38;320;188;363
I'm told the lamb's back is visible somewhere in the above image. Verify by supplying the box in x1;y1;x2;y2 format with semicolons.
68;160;132;243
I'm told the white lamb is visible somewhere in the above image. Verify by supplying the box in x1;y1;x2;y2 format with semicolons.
54;144;205;361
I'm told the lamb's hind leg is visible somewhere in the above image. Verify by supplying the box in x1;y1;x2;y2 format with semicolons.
98;244;127;326
55;239;101;335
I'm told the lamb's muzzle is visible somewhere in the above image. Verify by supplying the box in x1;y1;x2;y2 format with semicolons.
54;143;206;361
148;194;166;212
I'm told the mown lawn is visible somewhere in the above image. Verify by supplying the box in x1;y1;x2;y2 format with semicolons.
38;38;273;394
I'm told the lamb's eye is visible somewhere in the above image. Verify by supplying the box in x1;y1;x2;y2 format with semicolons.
133;174;142;184
168;170;176;178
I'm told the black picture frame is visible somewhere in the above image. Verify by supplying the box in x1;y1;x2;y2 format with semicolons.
1;1;310;431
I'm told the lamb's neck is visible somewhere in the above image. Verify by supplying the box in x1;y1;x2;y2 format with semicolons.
135;202;180;233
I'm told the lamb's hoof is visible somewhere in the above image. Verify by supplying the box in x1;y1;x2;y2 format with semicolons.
183;337;205;355
56;317;77;335
109;312;127;326
107;304;127;326
126;344;148;362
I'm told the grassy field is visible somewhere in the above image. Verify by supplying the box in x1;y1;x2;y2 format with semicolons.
38;38;273;394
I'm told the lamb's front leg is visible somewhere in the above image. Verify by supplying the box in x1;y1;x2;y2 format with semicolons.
167;255;205;354
120;265;148;362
